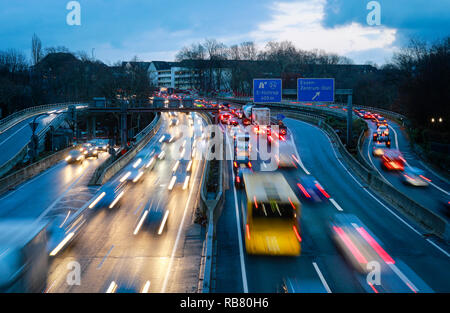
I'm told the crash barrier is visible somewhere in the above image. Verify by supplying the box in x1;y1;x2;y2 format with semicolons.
0;111;69;178
0;102;86;134
0;146;75;196
284;111;450;241
196;113;225;293
95;114;162;185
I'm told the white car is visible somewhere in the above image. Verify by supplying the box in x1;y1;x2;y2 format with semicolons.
401;167;430;187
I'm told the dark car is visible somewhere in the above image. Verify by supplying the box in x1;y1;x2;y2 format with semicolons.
235;164;252;189
295;175;330;202
65;150;85;164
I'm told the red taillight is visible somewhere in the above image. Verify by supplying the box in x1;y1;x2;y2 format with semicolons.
356;227;395;264
419;175;431;182
246;224;251;240
236;176;240;183
234;161;238;168
315;183;330;199
297;183;311;198
253;196;258;208
248;162;252;168
333;226;368;264
293;225;302;242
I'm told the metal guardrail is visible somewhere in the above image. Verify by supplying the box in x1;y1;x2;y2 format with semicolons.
0;111;70;178
195;112;225;293
96;114;162;185
0;146;75;196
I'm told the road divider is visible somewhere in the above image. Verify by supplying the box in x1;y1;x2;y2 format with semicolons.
91;114;162;186
196;113;225;293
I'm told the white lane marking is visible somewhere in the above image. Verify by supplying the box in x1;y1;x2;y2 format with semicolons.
97;245;114;269
329;198;343;212
388;124;399;150
388;263;418;293
288;129;310;175
426;239;450;258
161;144;202;292
311;122;450;258
227;133;249;293
427;181;450;196
312;262;332;293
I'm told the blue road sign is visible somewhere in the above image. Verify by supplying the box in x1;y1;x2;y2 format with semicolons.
276;114;286;120
253;79;282;103
297;78;335;102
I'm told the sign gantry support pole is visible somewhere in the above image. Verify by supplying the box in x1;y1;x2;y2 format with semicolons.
336;89;354;148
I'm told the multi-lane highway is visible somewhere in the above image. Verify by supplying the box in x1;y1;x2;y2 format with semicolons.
215;115;450;293
45;112;208;293
0;97;449;294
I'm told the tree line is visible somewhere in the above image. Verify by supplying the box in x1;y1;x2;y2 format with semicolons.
0;34;152;118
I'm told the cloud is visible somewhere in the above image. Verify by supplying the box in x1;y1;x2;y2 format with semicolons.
248;0;397;62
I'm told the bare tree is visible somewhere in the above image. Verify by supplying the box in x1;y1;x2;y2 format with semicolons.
31;33;43;66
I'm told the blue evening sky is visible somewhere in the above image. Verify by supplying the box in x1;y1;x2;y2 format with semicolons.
0;0;448;65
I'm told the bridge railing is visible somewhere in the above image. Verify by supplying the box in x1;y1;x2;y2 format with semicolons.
0;111;71;178
0;102;87;134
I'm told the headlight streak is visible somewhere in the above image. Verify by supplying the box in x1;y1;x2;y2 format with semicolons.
158;210;170;235
134;210;149;235
89;192;106;209
49;232;75;256
109;191;125;209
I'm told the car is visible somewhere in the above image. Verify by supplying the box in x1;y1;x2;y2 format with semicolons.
401;167;430;187
295;175;330;202
134;189;169;236
329;214;394;274
220;113;232;124
233;150;252;170
373;126;389;140
84;145;99;159
235;164;252;189
372;140;389;157
89;180;128;210
381;149;405;171
159;133;174;143
94;139;110;152
228;117;239;126
376;117;388;127
65;150;85;164
363;112;373;119
168;159;193;191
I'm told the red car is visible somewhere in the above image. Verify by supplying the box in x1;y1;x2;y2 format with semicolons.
381;150;405;171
